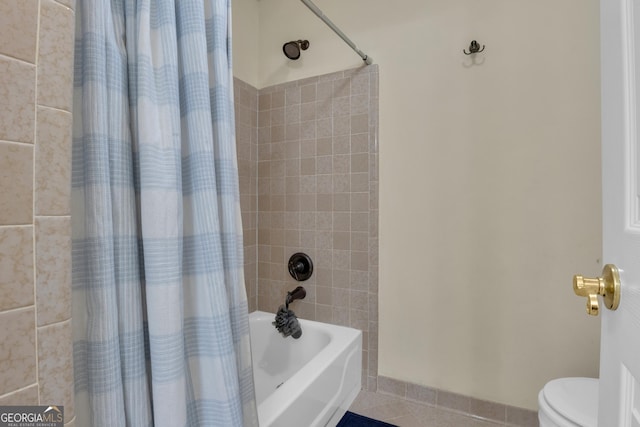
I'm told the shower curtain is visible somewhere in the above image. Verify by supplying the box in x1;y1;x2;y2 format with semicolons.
71;0;258;426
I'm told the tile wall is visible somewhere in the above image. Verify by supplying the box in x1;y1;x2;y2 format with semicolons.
0;0;75;425
234;78;259;312
375;376;539;426
234;65;380;390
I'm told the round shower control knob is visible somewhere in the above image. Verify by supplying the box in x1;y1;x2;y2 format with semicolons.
288;252;313;281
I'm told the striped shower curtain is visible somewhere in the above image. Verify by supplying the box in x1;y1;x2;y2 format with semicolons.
71;0;258;426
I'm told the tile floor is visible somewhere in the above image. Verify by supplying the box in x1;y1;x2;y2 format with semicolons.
349;390;539;427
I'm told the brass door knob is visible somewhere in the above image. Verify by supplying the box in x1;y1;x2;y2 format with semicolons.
573;264;621;316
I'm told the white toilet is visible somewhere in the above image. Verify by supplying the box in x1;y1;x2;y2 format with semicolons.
538;378;598;427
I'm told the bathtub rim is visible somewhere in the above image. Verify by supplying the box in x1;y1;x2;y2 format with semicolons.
249;310;362;426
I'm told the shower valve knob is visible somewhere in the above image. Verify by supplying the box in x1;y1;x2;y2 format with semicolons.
572;264;621;316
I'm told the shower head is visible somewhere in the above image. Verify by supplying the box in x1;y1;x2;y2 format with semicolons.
283;40;310;60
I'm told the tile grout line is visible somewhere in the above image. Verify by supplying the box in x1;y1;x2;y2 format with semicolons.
0;140;36;147
0;383;38;401
0;52;36;67
33;0;42;407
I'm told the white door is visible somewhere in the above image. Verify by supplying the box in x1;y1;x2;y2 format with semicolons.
599;0;640;424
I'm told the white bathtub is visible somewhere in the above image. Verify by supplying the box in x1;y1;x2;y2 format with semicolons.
249;311;362;427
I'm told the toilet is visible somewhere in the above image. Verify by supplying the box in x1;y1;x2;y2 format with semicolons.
538;378;598;427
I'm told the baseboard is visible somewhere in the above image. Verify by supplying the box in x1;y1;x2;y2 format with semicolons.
376;376;538;427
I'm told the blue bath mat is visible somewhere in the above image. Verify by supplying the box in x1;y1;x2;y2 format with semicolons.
337;411;398;427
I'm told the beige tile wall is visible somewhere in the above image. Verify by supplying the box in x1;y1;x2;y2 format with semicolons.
376;376;539;426
0;0;75;425
234;65;380;390
234;78;259;312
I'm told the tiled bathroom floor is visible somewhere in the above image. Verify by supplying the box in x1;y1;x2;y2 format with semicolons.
349;390;537;427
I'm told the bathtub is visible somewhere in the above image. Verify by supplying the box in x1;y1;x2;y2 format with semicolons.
249;311;362;427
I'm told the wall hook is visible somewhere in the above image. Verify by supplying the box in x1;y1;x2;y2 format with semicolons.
463;40;485;55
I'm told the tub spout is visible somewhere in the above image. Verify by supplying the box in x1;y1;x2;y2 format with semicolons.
285;286;306;308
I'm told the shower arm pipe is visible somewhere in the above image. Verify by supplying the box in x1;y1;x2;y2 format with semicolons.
299;0;373;65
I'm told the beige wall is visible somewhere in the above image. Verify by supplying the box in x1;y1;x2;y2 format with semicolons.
233;0;602;410
232;0;260;88
0;0;75;424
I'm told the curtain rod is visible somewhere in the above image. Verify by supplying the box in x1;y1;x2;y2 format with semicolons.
299;0;373;65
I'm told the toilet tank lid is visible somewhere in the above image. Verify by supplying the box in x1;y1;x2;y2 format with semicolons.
542;377;598;427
